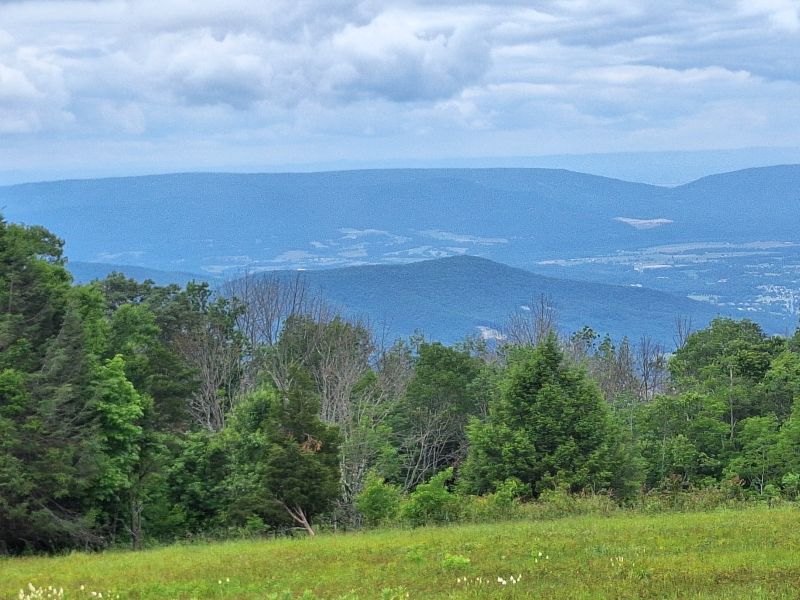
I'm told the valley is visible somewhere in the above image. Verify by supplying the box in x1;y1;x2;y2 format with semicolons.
5;165;797;344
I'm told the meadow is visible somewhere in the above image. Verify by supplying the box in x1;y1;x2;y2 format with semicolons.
2;506;799;599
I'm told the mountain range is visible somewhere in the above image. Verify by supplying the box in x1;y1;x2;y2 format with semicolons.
68;255;738;346
4;165;800;342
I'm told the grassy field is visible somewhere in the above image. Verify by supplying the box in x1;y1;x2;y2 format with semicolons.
2;507;799;599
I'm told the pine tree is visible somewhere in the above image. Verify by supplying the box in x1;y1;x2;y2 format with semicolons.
461;335;619;496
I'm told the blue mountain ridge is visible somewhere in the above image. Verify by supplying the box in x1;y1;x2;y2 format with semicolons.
6;164;799;342
68;255;734;347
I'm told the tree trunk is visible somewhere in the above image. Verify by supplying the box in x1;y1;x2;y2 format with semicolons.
281;503;315;536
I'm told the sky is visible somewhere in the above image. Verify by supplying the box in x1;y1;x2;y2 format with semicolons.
1;0;799;183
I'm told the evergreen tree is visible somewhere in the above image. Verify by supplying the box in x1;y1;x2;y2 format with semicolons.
224;370;339;535
461;336;620;496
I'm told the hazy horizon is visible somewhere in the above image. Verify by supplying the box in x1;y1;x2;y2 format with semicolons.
2;1;799;184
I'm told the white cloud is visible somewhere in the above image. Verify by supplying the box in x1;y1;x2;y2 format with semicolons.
338;228;410;243
94;250;145;263
0;0;798;175
476;325;505;341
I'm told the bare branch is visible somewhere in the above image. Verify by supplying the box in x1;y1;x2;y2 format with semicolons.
504;294;558;347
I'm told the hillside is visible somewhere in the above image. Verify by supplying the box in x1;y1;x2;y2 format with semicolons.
3;166;798;274
263;255;728;345
0;168;668;272
67;261;213;287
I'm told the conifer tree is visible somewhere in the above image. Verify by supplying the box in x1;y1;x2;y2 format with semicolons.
461;335;619;495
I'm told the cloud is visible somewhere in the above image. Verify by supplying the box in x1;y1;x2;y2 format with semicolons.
94;250;145;263
476;325;506;341
0;0;798;176
270;250;318;263
384;245;460;258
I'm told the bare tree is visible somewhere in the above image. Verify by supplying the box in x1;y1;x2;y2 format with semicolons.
338;392;406;510
637;335;667;401
174;321;241;432
223;271;337;393
401;410;466;491
673;315;693;351
564;325;599;366
591;336;639;402
327;330;414;514
504;294;558;347
223;271;313;348
279;502;316;536
311;317;375;425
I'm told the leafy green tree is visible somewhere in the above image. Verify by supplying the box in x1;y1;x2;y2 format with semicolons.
757;350;800;421
224;371;339;535
89;355;145;507
165;430;230;534
670;318;784;437
395;342;483;489
778;398;800;476
635;392;729;486
726;415;782;494
460;336;620;496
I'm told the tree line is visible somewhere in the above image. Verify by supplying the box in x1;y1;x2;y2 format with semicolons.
1;216;799;554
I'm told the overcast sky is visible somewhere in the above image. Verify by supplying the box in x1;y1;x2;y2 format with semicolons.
1;0;799;181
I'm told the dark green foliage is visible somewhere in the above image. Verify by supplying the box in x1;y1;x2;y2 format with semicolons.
0;219;71;371
224;373;339;533
400;468;460;526
6;212;800;554
461;336;621;496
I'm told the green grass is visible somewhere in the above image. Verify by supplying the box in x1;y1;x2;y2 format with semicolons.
2;507;799;599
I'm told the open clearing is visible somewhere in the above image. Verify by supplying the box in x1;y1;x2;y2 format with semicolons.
2;507;799;599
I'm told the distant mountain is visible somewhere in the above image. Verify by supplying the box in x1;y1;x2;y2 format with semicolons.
254;255;731;346
2;165;798;336
3;166;798;274
67;261;213;287
0;168;668;273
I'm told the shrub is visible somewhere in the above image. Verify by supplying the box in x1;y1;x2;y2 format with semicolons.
355;473;403;526
400;468;460;526
441;553;471;570
781;473;800;500
489;477;530;509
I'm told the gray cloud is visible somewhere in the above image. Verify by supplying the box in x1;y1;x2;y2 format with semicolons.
0;0;798;177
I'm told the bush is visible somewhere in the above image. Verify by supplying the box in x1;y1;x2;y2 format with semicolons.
441;553;471;570
400;468;460;526
490;477;530;509
355;473;403;526
536;486;618;518
781;473;800;500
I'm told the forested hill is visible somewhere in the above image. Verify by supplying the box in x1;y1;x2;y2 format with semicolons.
68;256;728;345
260;255;729;345
0;168;669;271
